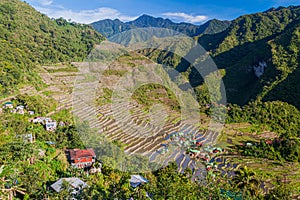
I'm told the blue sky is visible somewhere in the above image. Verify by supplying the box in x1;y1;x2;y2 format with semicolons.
26;0;300;24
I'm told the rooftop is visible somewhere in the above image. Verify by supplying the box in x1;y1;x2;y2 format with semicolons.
130;175;149;188
68;148;96;160
50;177;88;193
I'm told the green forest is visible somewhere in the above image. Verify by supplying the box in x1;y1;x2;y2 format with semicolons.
0;0;104;95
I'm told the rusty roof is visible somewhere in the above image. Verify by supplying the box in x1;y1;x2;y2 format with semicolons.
69;148;96;160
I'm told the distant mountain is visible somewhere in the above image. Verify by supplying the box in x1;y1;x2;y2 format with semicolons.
133;6;300;110
0;0;104;95
91;14;231;38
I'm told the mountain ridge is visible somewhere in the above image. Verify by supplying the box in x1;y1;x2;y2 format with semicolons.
91;14;231;38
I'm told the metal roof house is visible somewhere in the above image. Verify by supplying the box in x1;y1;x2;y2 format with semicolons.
3;102;13;109
28;110;35;115
66;148;96;169
130;175;149;188
50;178;88;194
16;105;25;115
45;121;57;131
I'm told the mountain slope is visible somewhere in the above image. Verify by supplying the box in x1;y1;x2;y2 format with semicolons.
172;6;300;108
124;6;300;110
214;6;300;54
262;21;300;107
91;14;231;38
206;6;300;106
0;0;104;95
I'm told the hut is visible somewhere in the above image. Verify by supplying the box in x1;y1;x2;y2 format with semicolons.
45;121;57;131
3;102;13;109
130;175;148;188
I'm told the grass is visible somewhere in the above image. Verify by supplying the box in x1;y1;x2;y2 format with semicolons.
235;123;270;134
97;88;113;106
217;129;259;149
171;116;181;125
227;156;300;192
216;124;300;193
45;66;79;73
102;69;127;77
54;74;79;77
132;83;180;112
42;90;57;97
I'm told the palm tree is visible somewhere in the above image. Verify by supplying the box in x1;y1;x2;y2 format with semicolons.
0;177;26;200
232;166;260;197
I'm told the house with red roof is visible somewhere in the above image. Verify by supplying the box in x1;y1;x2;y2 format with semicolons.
66;148;96;169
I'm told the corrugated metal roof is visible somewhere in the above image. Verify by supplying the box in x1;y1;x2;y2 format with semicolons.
50;178;88;193
130;175;148;188
69;149;96;160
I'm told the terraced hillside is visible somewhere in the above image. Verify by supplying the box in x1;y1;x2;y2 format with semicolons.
69;50;222;175
5;47;221;175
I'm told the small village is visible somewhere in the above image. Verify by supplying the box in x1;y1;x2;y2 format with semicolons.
0;99;237;197
0;100;151;198
160;130;242;178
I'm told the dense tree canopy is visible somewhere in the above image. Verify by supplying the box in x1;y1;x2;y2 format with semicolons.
0;0;104;95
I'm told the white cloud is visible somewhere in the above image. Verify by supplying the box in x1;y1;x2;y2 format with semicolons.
33;6;138;24
162;12;207;23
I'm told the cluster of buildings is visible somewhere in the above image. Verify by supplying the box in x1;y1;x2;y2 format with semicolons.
188;146;223;163
50;148;149;197
50;174;149;197
32;116;58;131
164;131;224;164
157;131;201;155
1;101;34;115
2;101;150;197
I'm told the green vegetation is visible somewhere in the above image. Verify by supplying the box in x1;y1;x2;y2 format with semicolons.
0;98;298;199
207;6;300;106
237;138;300;162
102;69;127;76
14;94;57;115
262;24;300;108
0;139;262;199
1;1;300;199
215;7;299;54
265;183;293;200
132;83;180;112
140;6;300;108
97;87;113;106
0;41;45;95
225;156;300;196
0;0;104;95
45;66;79;73
232;166;260;197
227;101;300;137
